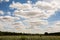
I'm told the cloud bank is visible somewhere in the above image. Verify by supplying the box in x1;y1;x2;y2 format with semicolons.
0;0;60;34
10;0;59;19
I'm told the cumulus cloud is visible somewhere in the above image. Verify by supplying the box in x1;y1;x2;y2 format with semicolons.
10;0;60;19
0;0;9;2
0;15;48;33
0;10;4;15
0;16;25;32
0;0;60;33
10;1;32;10
24;19;48;26
23;19;48;30
46;21;60;33
8;0;60;33
5;0;9;2
0;16;44;33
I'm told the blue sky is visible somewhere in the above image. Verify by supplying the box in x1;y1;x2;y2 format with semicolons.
0;0;60;33
48;11;60;22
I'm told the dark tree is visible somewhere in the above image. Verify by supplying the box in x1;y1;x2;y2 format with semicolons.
44;32;48;35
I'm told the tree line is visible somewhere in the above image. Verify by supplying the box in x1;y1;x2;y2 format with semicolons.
44;32;60;36
0;31;60;36
0;31;43;36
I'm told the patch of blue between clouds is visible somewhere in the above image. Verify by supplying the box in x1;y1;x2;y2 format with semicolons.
48;10;60;22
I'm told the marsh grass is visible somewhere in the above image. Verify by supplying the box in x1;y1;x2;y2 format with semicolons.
0;36;60;40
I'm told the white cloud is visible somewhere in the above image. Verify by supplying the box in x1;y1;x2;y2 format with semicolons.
0;0;60;33
0;16;48;33
0;0;9;2
25;19;48;26
23;19;48;30
0;23;4;31
10;0;59;19
5;0;9;2
10;1;32;10
46;21;60;33
0;10;4;15
0;16;25;32
8;0;60;33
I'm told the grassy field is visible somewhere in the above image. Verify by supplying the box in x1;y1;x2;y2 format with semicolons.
0;36;60;40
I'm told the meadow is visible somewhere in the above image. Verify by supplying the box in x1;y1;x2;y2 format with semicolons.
0;35;60;40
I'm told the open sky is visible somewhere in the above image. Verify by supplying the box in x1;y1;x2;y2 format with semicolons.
0;0;60;34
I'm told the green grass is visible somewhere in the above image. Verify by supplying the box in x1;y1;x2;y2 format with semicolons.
0;36;60;40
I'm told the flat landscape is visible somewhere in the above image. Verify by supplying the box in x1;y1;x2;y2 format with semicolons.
0;36;60;40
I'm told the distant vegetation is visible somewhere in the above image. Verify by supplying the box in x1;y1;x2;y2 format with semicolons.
44;32;60;36
0;31;43;36
0;31;60;40
0;31;60;36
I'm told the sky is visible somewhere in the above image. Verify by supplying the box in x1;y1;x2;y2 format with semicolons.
0;0;60;34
